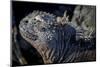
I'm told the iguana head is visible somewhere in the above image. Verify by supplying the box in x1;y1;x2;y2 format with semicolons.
19;11;58;45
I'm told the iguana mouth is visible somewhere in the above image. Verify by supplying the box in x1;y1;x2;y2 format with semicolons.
19;24;38;41
20;30;38;41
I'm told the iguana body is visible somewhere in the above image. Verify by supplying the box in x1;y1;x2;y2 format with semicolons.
19;6;96;64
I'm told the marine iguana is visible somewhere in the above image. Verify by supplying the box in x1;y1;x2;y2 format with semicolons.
19;6;96;64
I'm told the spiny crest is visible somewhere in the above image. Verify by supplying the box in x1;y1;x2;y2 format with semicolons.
30;10;56;18
28;10;57;25
56;10;69;25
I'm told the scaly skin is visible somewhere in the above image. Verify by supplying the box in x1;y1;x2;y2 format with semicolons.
19;9;96;64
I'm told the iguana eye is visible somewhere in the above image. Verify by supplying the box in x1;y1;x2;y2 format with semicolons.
40;27;47;32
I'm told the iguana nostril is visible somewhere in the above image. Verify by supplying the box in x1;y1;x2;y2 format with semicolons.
25;20;28;23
